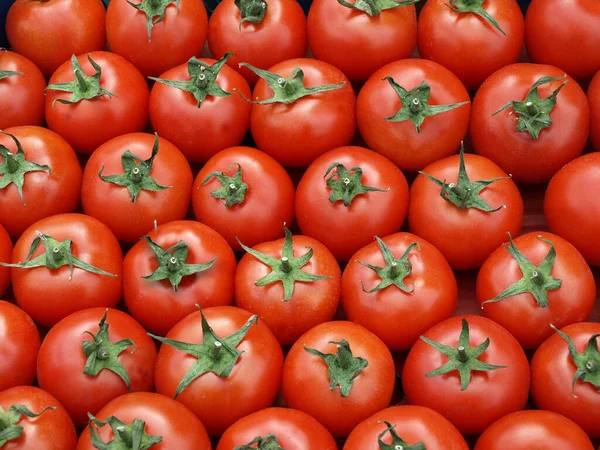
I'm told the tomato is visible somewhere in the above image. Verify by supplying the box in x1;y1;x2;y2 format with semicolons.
208;0;308;86
192;146;295;251
356;59;470;172
235;226;341;345
5;0;106;78
402;315;530;435
408;148;523;270
106;0;208;78
76;392;211;450
0;126;82;238
418;0;524;90
0;51;45;129
3;213;123;327
0;223;11;298
590;71;600;151
295;146;409;261
153;306;283;436
45;52;150;155
149;55;252;163
0;386;77;450
471;63;589;183
246;58;356;167
217;407;337;450
282;321;395;437
344;405;469;450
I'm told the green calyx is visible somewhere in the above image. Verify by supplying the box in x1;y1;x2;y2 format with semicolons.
0;404;55;447
200;162;248;208
238;63;346;105
384;78;469;132
237;225;331;301
421;318;507;391
0;132;51;204
482;233;562;309
235;0;268;27
148;306;258;397
378;421;426;450
336;0;418;16
493;76;568;139
234;434;284;450
304;339;368;397
98;133;171;202
0;70;22;81
446;0;506;35
324;162;388;207
87;413;162;450
127;0;181;41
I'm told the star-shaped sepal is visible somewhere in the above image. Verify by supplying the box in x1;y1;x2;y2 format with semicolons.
87;413;163;450
200;162;248;208
324;162;388;207
377;421;426;450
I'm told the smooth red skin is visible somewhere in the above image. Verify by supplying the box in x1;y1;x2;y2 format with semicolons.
81;133;193;243
106;0;208;78
408;153;523;270
402;315;530;435
590;72;600;151
282;321;395;437
217;407;337;450
235;235;341;346
477;231;596;349
208;0;308;86
123;220;236;336
0;301;40;391
357;59;471;172
5;0;106;78
11;213;123;327
531;322;600;437
192;146;295;251
250;58;356;167
0;126;82;238
0;223;12;298
0;386;77;450
76;392;211;450
154;306;283;436
474;410;594;450
344;405;469;450
471;63;589;183
45;52;150;155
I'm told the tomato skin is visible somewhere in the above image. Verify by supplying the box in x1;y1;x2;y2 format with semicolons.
590;72;600;152
356;59;471;172
0;223;12;298
471;63;589;183
192;146;295;251
282;321;395;437
45;52;150;155
295;146;409;261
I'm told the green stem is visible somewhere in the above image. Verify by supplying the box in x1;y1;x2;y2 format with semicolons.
410;98;422;114
130;167;142;183
48;246;63;268
167;257;178;272
74;69;88;91
457;346;469;362
211;341;222;360
116;425;133;447
5;153;18;174
337;342;351;369
587;360;599;372
526;102;538;116
195;73;208;89
281;257;293;273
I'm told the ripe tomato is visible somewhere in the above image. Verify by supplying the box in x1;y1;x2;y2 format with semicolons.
153;306;283;436
0;223;11;297
471;63;589;183
76;392;211;450
45;52;150;155
0;126;82;238
208;0;308;86
590;71;600;151
402;315;530;435
4;213;123;327
356;59;470;172
81;133;192;243
295;146;409;261
282;321;395;437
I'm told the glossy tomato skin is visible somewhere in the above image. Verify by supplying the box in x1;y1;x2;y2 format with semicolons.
590;72;600;151
471;63;589;183
250;58;356;167
296;146;409;261
217;407;337;450
357;59;471;172
208;0;308;86
402;315;530;435
81;133;193;243
192;146;295;251
11;213;123;327
0;126;82;238
282;321;395;437
106;0;208;78
76;392;211;450
0;223;12;298
408;153;523;270
45;52;150;155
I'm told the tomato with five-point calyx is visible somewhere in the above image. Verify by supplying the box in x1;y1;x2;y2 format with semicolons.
357;59;471;172
295;146;409;262
589;71;600;152
0;223;12;298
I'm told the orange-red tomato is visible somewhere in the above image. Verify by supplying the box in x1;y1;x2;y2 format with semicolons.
0;223;11;298
590;71;600;151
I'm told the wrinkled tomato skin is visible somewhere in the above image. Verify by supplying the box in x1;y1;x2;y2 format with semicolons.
590;72;600;151
0;223;12;298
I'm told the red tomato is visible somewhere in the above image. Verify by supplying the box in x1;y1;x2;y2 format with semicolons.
45;52;150;155
590;71;600;151
402;315;530;435
282;321;395;437
0;223;11;298
192;146;295;251
471;63;589;183
356;59;471;172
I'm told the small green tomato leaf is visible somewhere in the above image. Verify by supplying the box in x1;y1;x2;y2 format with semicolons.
87;413;162;450
446;0;506;35
233;434;285;450
324;162;388;207
126;0;181;41
377;421;426;450
0;70;23;81
200;162;248;207
234;0;268;27
337;0;419;16
0;404;55;447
